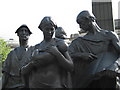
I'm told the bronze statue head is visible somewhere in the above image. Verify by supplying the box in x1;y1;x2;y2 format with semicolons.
38;16;57;31
16;24;32;41
38;16;57;41
55;27;67;39
76;10;97;33
76;10;96;24
15;24;32;35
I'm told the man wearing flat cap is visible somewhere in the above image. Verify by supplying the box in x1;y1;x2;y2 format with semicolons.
2;24;33;89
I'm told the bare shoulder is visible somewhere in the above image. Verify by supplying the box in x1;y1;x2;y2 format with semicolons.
55;38;68;53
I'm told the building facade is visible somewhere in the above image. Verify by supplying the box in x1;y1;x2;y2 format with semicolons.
92;0;114;31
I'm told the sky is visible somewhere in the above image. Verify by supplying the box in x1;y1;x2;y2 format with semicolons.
0;0;119;46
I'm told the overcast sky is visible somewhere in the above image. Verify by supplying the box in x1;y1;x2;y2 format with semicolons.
0;0;119;46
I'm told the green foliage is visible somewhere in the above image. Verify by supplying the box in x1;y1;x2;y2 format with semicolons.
0;39;11;65
0;39;11;77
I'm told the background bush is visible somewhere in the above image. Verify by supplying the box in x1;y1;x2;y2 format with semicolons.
0;39;11;76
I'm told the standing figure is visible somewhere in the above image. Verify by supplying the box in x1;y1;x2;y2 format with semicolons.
68;10;120;88
21;16;73;88
2;24;33;89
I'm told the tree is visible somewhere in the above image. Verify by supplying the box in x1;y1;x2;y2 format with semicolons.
0;39;11;76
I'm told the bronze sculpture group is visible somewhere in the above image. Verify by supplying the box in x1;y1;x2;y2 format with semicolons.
2;10;120;89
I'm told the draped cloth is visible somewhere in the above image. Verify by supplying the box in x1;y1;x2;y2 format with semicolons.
2;46;33;88
68;31;119;88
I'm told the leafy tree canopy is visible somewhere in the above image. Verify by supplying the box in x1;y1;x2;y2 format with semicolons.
0;39;11;65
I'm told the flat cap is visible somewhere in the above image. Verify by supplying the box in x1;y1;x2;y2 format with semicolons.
15;24;32;34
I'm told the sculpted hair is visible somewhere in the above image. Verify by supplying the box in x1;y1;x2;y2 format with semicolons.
76;10;96;23
38;16;57;31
